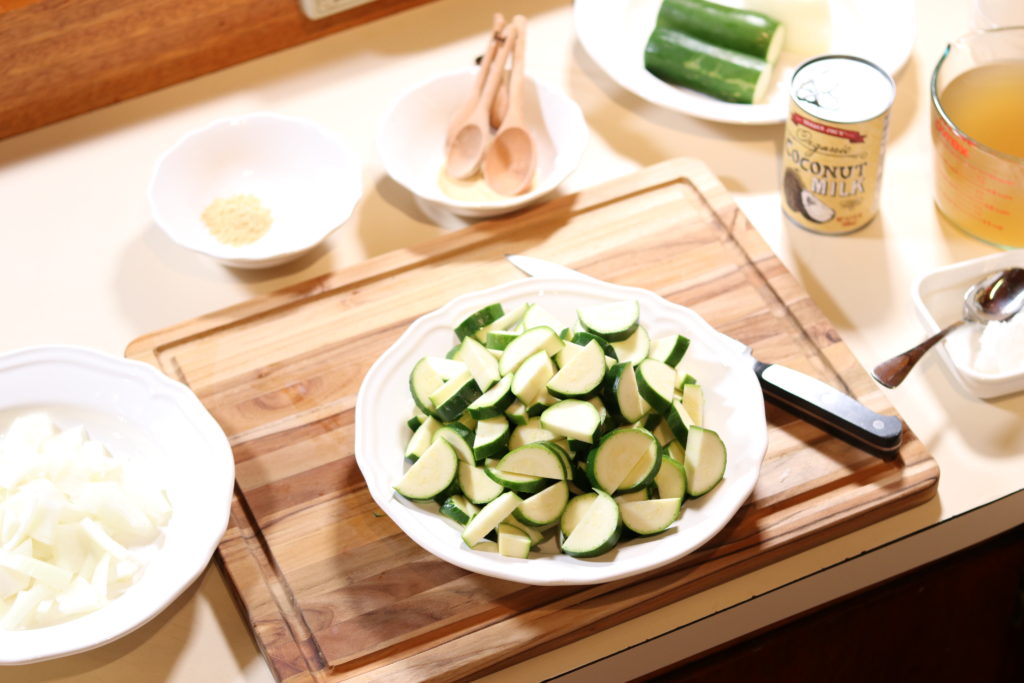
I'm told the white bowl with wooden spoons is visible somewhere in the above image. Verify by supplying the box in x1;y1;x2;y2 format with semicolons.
378;67;588;220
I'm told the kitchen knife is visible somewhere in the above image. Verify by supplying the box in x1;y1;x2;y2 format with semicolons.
504;253;903;457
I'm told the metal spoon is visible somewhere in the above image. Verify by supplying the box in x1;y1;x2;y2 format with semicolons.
445;21;514;180
872;267;1024;388
482;15;537;196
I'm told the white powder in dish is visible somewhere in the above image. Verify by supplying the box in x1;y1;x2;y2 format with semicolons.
972;313;1024;375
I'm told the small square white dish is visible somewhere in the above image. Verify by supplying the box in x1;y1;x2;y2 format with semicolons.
913;250;1024;399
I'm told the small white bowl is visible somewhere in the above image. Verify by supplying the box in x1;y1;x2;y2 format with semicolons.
148;112;362;268
0;345;234;663
378;68;588;220
913;250;1024;399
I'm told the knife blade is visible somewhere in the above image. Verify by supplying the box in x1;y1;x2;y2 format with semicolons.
504;253;903;457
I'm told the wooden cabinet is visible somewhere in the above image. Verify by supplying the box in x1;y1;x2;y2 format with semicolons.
648;525;1024;682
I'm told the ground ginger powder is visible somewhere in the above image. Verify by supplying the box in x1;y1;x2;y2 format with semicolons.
201;194;272;246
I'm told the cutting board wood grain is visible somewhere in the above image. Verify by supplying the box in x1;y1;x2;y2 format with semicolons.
126;158;938;682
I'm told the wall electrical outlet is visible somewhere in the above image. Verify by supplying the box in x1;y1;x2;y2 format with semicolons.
299;0;377;20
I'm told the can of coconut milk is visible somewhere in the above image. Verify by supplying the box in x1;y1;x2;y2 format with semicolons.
782;55;895;234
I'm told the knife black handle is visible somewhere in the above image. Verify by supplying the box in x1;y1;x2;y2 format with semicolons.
754;361;903;457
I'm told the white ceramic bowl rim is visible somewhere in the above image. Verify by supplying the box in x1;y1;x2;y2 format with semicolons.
148;111;362;265
0;345;234;663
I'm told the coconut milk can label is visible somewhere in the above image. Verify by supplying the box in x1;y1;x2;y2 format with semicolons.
781;55;894;235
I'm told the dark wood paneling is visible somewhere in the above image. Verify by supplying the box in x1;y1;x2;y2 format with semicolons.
0;0;436;140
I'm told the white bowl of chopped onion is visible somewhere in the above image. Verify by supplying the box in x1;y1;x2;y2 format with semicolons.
148;112;362;268
0;345;234;663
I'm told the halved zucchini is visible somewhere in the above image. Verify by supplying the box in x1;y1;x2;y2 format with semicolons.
497;442;568;480
684;426;727;497
577;300;641;342
513;480;570;526
539;399;602;444
467;374;515;419
498;326;564;376
560;490;621;557
394;438;459;501
635;358;677;416
455;303;504;341
547;339;606;399
586;427;659;494
462;491;522;546
458;460;505;505
619;497;682;536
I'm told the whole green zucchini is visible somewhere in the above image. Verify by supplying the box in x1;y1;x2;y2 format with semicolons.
644;26;772;104
656;0;785;63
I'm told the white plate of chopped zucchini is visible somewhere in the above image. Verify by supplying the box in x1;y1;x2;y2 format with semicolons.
355;277;768;585
574;0;914;125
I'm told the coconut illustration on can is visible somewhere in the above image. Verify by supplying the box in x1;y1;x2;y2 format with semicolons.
781;55;894;235
783;168;836;224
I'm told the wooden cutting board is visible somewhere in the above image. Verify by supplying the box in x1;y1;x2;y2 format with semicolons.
126;158;938;682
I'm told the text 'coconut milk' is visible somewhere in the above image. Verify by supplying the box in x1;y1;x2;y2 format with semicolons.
782;55;895;234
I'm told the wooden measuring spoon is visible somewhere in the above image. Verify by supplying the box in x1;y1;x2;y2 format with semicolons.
482;16;537;196
446;13;505;146
445;22;514;180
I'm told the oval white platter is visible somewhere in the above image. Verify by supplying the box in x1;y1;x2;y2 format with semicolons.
355;277;768;586
574;0;916;125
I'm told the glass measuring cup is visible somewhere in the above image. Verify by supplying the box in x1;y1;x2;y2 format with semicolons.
931;27;1024;248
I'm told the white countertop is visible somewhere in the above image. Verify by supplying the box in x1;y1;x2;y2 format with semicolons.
3;0;1022;680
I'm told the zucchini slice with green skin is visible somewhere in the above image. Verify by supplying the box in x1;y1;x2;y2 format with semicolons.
511;350;556;406
684;426;727;497
617;434;662;493
404;415;441;461
586;427;659;494
467;373;515;419
569;331;618;359
394;438;459;501
654;453;687;499
681;382;705;427
644;26;773;105
500;514;546;546
439;495;479;525
619;497;683;536
452;336;501;392
472;415;510;462
433;422;475;464
540;399;602;444
497;523;533;558
461;491;522;547
458;460;505;505
604;362;651;423
577;300;641;342
454;303;504;341
475;303;528;342
609;325;650;365
560;490;622;557
505;399;530;426
635;358;677;417
513;480;570;527
483;461;548;494
485;329;519;350
429;369;481;422
649;334;690;367
666;397;696;445
497;442;568;480
498;326;564;376
548;339;607;399
508;417;558;449
655;0;784;62
522;303;568;336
